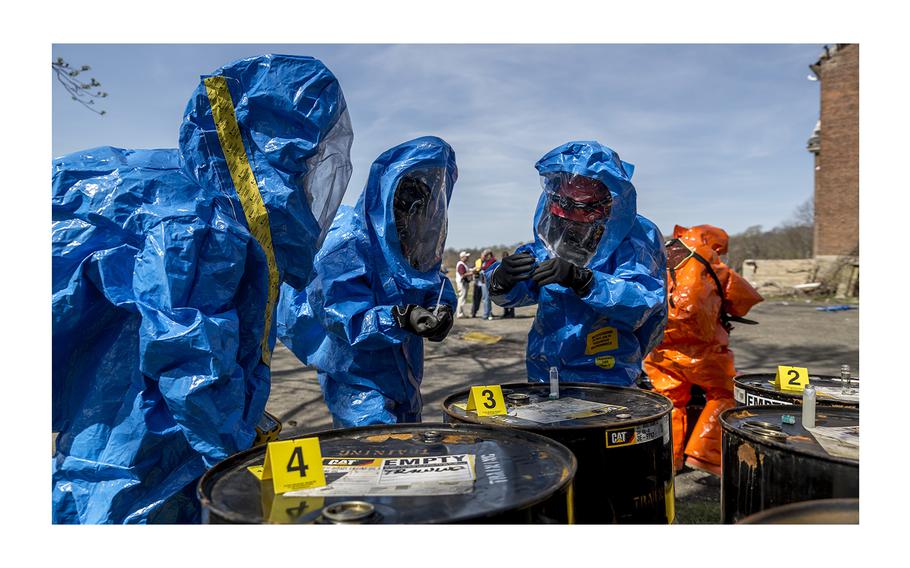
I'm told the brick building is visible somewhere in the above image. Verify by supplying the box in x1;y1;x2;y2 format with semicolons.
808;44;859;257
742;45;859;297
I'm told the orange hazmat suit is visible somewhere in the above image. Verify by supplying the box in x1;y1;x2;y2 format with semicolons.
644;225;763;475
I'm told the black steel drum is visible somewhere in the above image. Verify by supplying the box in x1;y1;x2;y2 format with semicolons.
721;405;859;524
199;422;576;524
442;382;674;524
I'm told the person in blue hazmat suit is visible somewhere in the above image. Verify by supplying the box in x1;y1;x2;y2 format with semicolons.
487;141;667;386
51;54;353;524
277;137;457;427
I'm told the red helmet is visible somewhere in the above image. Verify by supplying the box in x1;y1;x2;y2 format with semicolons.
546;175;612;223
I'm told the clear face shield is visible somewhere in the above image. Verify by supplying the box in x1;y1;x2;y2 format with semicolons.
303;109;355;245
665;238;696;271
393;167;448;272
535;173;612;267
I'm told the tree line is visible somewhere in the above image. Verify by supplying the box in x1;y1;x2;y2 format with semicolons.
443;198;815;274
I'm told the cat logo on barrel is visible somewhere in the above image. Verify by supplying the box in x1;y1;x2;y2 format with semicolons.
606;427;636;448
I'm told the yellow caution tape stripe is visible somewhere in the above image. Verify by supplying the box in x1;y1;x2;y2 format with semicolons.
204;75;279;365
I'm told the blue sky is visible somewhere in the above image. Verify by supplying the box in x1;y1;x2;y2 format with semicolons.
52;44;823;249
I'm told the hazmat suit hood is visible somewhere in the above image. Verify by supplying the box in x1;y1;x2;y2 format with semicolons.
673;224;729;256
356;136;458;284
179;54;353;290
533;141;638;268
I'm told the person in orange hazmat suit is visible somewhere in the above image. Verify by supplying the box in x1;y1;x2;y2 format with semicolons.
643;224;763;476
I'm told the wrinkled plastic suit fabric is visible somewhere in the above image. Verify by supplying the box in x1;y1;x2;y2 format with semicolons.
52;54;353;523
488;141;667;386
277;137;457;428
644;224;764;470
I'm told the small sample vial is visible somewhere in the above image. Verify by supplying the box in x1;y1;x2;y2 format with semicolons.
840;364;853;395
549;366;559;399
802;385;817;428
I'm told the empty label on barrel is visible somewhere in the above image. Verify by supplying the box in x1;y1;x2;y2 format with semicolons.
511;397;626;424
605;417;669;448
744;392;788;406
285;454;477;497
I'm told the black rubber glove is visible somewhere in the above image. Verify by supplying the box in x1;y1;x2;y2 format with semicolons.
424;304;454;342
392;305;452;340
530;257;594;296
489;251;537;294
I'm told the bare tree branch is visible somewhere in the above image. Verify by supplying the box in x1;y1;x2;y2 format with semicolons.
53;57;108;116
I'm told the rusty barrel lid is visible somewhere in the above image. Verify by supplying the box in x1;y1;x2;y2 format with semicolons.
738;498;859;524
442;382;672;430
198;422;576;524
733;373;859;407
720;405;859;466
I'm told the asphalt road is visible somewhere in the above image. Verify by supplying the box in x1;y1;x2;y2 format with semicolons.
266;298;859;523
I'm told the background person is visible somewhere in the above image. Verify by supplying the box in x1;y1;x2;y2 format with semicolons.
455;251;472;317
51;55;353;523
480;249;496;320
488;140;667;385
278;136;457;427
471;256;484;317
644;224;763;475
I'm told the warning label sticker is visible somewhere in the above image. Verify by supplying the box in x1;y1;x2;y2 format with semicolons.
585;326;618;355
605;416;669;449
510;397;628;424
285;455;476;497
595;355;615;369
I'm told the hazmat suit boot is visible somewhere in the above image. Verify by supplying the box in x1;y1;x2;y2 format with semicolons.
487;141;667;386
684;397;736;476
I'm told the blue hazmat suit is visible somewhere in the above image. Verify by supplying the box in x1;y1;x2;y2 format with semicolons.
277;137;458;427
51;54;353;524
488;141;667;386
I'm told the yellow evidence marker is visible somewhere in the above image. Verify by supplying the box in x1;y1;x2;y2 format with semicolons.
465;385;507;416
773;366;811;392
248;437;326;494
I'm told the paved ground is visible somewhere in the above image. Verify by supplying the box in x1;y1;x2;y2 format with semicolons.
266;298;859;524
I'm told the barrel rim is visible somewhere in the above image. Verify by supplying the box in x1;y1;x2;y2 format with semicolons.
197;422;578;524
733;373;858;406
441;381;673;431
737;498;859;524
719;405;859;466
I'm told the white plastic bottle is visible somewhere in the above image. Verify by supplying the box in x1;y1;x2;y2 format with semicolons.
802;385;817;428
549;366;559;399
